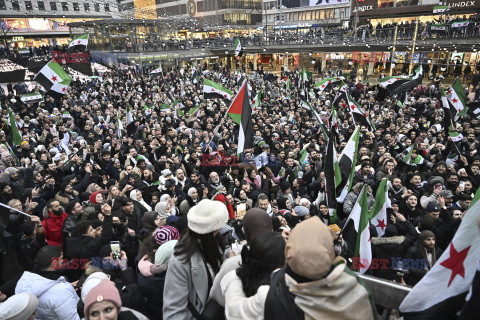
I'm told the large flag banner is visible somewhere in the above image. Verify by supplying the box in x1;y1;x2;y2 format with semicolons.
431;24;447;31
377;75;411;91
68;34;89;51
234;38;243;57
203;79;233;101
347;95;375;131
343;185;372;274
34;59;71;95
447;79;468;120
150;64;163;74
20;92;43;104
452;21;469;28
314;76;345;93
433;5;449;13
6;104;22;146
336;126;360;203
228;80;253;154
399;190;480;319
369;178;390;237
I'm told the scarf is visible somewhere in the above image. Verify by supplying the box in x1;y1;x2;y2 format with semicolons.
130;189;152;211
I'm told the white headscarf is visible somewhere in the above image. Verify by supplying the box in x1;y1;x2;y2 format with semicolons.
130;189;152;212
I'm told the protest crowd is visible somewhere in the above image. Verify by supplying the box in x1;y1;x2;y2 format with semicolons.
0;51;479;320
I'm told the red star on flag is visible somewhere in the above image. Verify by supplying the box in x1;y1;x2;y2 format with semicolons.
321;84;326;88
77;40;81;44
447;89;452;95
440;243;470;287
458;108;461;112
387;80;392;84
376;219;387;231
350;104;356;110
62;87;67;92
452;98;458;103
51;76;58;82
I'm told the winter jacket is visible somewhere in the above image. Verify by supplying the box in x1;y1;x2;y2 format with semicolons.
42;211;68;248
15;271;80;320
403;243;442;286
343;190;375;215
137;266;167;319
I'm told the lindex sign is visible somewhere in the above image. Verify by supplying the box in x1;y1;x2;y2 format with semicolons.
446;0;479;9
355;0;479;16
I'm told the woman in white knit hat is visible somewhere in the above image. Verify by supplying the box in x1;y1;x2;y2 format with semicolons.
163;199;229;320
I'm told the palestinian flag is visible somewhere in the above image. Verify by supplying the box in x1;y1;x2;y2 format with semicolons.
449;131;463;142
402;145;424;166
68;34;89;51
447;79;468;120
20;92;43;104
150;65;163;74
229;80;254;154
234;38;243;57
144;105;152;116
251;89;262;112
324;128;342;210
399;190;480;319
6;104;22;146
34;59;71;95
377;75;411;91
347;95;375;131
203;79;233;101
441;87;456;133
369;178;390;237
336;126;360;203
343;185;372;274
433;5;449;13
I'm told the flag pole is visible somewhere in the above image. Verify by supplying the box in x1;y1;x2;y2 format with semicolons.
0;201;33;218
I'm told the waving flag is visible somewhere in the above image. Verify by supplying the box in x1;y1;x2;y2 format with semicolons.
400;190;480;319
6;104;22;146
336;127;360;203
251;89;262;112
325;128;342;210
402;145;424;166
347;95;375;131
34;59;71;95
20;92;43;104
378;75;412;91
144;105;152;116
203;79;233;101
369;179;391;237
68;34;89;51
150;64;163;74
230;80;253;154
447;79;468;120
234;38;243;57
433;5;449;13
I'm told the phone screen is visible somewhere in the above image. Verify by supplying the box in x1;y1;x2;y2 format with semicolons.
236;203;247;220
110;242;121;259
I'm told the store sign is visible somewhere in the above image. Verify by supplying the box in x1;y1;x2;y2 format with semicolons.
12;37;24;41
447;0;478;8
352;5;373;11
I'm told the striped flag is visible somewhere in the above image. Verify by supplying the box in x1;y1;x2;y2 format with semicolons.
400;188;480;319
344;185;372;274
68;34;89;51
203;79;233;101
433;5;449;13
449;131;463;142
347;95;375;131
336;126;360;203
6;104;22;146
447;79;468;120
20;92;43;104
452;21;469;28
402;146;424;166
150;64;163;74
126;105;134;125
34;59;71;95
231;80;254;155
234;37;243;57
325;128;342;210
369;178;391;237
301;67;308;83
251;89;262;112
144;105;152;116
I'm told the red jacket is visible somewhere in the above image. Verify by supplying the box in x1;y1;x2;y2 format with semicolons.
41;211;68;248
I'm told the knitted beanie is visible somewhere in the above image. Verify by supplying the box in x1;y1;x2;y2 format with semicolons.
187;199;228;234
84;279;121;318
154;226;180;246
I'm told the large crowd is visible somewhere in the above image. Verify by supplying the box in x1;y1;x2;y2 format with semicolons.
0;60;478;320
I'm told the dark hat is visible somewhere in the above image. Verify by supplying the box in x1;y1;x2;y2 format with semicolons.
421;214;435;229
419;230;435;242
426;202;440;212
439;190;454;199
428;176;444;187
280;181;291;191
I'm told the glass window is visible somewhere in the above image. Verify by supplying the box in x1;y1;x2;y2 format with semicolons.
73;2;79;10
305;11;311;21
104;3;110;11
0;0;6;10
61;1;68;10
84;2;89;11
11;0;19;10
25;1;32;9
38;1;45;10
50;1;56;10
94;3;99;11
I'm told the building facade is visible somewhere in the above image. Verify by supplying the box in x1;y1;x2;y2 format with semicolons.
0;0;120;48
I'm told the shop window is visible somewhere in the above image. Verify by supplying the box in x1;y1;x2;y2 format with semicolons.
61;1;68;10
25;1;32;9
11;0;19;10
94;3;100;11
50;1;56;10
84;2;89;11
105;3;110;11
0;0;6;10
73;2;79;10
38;1;45;10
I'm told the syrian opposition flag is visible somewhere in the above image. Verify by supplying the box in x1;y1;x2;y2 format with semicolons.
6;104;22;146
62;111;73;119
452;21;469;28
324;128;342;210
377;75;411;91
314;76;345;93
333;82;349;108
399;189;480;319
203;79;233;101
343;185;372;274
68;34;89;51
347;95;375;131
449;131;463;142
369;178;390;237
126;105;134;126
433;5;449;13
20;92;43;104
229;80;254;154
447;79;468;120
431;24;447;31
251;89;262;112
144;105;152;116
441;87;456;133
234;38;243;57
336;126;360;203
150;64;163;74
391;65;423;94
34;59;71;95
301;67;308;83
402;145;424;166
